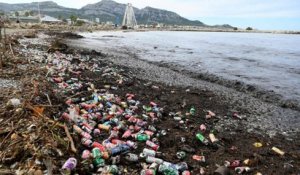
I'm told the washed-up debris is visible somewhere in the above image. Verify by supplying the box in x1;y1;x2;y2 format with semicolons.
0;31;299;175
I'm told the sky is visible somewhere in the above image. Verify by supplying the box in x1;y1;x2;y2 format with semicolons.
1;0;300;30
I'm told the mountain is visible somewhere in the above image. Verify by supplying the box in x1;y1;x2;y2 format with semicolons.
0;0;220;27
79;0;204;26
0;1;78;18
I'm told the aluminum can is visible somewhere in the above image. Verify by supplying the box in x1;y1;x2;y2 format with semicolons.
143;148;156;157
81;138;93;147
146;140;159;151
81;150;91;159
92;148;102;158
125;153;139;162
122;129;132;138
146;156;163;164
126;140;138;149
62;157;77;171
192;155;206;162
110;144;130;156
92;141;106;152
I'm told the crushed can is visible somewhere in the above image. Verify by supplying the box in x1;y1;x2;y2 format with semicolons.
182;170;191;175
92;148;102;158
140;169;156;175
104;165;119;174
136;134;150;142
110;144;130;156
80;131;92;140
225;160;241;169
158;164;179;175
146;156;164;164
122;129;132;138
61;157;77;174
142;148;156;157
196;133;209;145
144;130;154;137
81;138;93;147
81;150;91;159
200;124;206;132
235;167;251;174
176;162;188;171
98;124;111;131
125;153;139;162
146;140;159;151
93;157;105;167
126;140;138;149
92;142;106;152
192;155;205;162
176;151;186;160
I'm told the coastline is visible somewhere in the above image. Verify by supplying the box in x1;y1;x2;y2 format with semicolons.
67;35;300;137
0;30;299;174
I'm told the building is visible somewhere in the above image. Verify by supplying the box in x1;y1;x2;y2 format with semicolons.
41;15;62;24
9;16;39;23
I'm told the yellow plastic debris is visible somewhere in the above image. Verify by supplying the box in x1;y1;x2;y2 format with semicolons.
253;142;263;148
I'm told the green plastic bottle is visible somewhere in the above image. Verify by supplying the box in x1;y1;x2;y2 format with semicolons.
196;133;209;145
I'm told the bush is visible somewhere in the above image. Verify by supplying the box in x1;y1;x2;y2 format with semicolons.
75;20;85;26
246;27;253;30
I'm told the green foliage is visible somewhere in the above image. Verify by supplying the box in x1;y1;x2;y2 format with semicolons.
15;11;19;17
25;11;29;17
246;27;253;30
29;11;34;16
75;20;85;26
233;27;238;30
70;15;77;25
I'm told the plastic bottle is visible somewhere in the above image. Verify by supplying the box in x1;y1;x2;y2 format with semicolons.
196;133;209;145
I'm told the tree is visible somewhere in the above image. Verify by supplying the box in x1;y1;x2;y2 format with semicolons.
76;20;85;26
15;11;19;17
29;11;34;16
58;15;62;20
25;12;29;17
70;15;77;25
233;27;238;30
246;27;253;30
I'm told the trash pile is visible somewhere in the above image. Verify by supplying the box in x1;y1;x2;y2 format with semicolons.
0;32;299;175
47;50;195;174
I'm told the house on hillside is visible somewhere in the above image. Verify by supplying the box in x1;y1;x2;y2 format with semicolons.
41;15;62;24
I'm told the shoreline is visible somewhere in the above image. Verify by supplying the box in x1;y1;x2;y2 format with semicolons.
0;30;299;174
67;35;300;137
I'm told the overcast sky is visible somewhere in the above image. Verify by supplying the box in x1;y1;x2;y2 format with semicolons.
1;0;300;30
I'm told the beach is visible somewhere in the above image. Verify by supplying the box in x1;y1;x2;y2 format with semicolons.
0;30;299;174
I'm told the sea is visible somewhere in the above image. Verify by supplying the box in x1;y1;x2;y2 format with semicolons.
74;31;300;105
